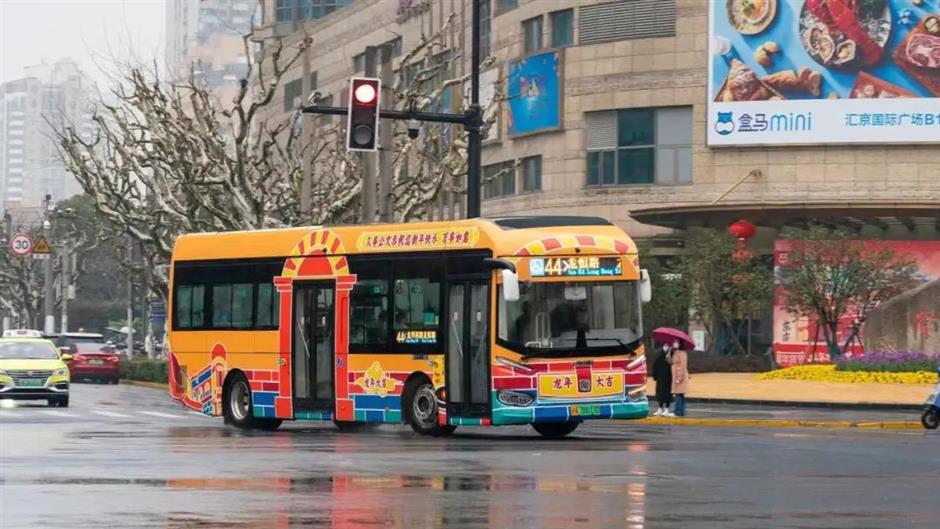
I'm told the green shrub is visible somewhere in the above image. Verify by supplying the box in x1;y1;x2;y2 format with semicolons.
120;359;168;383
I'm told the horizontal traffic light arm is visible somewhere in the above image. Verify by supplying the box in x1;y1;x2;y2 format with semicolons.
302;105;476;126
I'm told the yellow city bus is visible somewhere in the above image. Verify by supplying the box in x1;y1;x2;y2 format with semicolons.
167;216;651;437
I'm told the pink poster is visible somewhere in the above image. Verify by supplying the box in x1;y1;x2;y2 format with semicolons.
773;240;940;367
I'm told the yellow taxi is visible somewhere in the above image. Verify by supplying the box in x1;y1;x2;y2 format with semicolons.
0;337;72;407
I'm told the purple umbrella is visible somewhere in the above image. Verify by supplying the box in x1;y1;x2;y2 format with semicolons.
652;327;695;351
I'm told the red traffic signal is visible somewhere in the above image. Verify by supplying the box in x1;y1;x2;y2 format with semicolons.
347;77;380;151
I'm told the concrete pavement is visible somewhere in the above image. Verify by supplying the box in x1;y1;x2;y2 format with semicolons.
647;373;933;408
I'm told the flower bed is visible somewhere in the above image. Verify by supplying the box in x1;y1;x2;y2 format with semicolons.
835;351;938;373
755;364;937;384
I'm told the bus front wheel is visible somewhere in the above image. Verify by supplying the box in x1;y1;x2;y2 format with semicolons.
532;421;579;439
405;381;455;436
224;373;281;431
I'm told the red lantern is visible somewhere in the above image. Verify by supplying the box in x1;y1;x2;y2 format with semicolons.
728;219;757;241
732;249;752;262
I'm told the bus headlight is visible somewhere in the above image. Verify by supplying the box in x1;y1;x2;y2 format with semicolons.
497;390;534;407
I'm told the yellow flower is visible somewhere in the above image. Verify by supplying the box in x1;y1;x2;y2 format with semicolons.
755;365;937;384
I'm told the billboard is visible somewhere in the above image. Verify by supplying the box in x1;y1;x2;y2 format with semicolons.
772;240;940;367
708;1;940;146
508;50;562;137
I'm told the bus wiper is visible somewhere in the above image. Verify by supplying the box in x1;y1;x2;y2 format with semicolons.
522;337;641;359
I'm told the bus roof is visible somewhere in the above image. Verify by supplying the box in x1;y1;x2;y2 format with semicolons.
171;216;636;263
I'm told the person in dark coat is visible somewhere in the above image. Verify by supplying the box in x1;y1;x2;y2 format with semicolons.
652;342;674;416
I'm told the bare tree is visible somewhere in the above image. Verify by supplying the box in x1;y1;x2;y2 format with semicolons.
56;17;503;299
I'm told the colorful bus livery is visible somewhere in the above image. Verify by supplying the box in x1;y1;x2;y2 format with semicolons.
167;216;652;437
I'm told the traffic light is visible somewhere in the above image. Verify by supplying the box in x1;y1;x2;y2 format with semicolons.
346;77;381;152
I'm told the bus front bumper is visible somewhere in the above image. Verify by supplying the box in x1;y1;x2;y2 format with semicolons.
490;391;649;425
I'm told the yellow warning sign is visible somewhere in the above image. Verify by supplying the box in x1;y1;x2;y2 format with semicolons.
32;235;52;254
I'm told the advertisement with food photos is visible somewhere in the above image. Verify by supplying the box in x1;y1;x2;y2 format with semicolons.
708;0;940;146
772;240;940;367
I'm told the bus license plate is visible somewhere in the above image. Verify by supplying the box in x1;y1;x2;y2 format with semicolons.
18;379;44;387
571;405;600;416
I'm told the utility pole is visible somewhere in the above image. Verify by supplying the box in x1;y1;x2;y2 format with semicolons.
378;43;394;223
60;244;70;333
360;46;378;223
465;0;483;218
42;196;55;335
300;42;313;219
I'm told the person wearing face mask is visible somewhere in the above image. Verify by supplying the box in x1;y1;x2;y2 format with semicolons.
670;340;690;417
651;341;675;417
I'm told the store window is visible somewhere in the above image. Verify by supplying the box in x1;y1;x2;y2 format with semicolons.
586;107;692;186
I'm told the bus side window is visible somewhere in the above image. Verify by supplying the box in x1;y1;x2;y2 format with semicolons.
349;261;390;351
176;285;193;329
392;258;441;350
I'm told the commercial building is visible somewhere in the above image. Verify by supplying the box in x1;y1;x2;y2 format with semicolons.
165;0;258;89
0;59;94;214
259;0;939;354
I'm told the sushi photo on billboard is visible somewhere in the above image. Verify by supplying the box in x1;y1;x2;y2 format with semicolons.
708;0;940;146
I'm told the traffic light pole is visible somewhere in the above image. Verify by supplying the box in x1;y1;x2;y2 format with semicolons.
301;0;484;219
465;0;483;218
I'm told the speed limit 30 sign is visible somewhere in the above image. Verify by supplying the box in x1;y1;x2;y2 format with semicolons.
9;233;33;257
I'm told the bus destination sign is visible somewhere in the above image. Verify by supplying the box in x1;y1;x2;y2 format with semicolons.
529;257;622;277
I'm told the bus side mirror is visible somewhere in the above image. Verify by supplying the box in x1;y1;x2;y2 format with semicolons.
502;269;520;302
640;269;652;303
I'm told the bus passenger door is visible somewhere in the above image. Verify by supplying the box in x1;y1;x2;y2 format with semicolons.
292;281;335;412
446;280;491;417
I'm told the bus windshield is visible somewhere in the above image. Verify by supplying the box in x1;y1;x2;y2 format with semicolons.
499;281;642;356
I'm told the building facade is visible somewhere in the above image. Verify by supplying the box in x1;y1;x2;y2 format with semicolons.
0;59;94;214
259;0;938;236
258;0;940;356
165;0;258;89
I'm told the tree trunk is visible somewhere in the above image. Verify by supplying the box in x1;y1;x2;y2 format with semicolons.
823;321;841;361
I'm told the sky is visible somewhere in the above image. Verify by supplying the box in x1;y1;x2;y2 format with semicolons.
0;0;165;88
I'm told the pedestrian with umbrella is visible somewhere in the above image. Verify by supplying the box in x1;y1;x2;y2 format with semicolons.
651;340;674;416
652;328;695;417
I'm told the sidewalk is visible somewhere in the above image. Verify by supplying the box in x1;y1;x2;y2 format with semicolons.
646;373;932;409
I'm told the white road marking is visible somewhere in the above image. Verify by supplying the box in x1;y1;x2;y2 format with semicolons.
0;411;20;418
93;410;130;418
139;411;184;419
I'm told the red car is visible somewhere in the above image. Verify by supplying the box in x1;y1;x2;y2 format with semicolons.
67;342;121;384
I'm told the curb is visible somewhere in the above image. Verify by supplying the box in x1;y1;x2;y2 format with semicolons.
651;396;922;412
636;417;923;430
121;380;167;391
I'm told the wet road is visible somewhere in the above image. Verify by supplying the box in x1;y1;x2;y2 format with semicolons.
1;384;938;529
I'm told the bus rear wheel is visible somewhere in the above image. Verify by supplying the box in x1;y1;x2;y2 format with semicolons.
224;373;281;431
405;381;455;436
532;421;579;439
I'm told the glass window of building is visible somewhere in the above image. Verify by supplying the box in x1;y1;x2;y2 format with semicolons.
480;0;492;58
483;161;516;199
522;155;542;192
551;9;574;48
497;0;518;14
586;107;692;186
523;16;544;53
